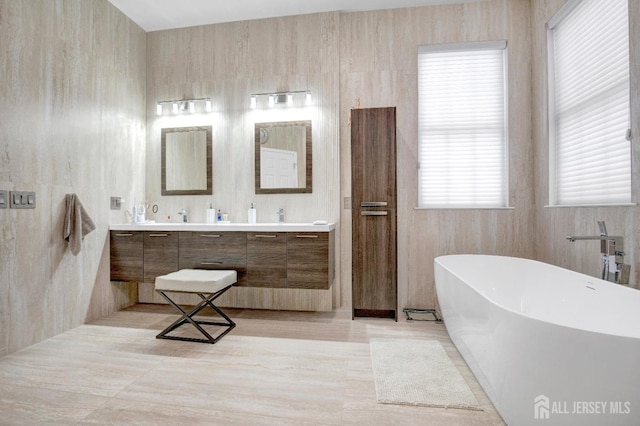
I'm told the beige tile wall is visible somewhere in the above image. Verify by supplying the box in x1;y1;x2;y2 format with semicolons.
531;0;640;285
0;0;145;356
143;0;537;314
339;0;536;311
2;0;637;356
143;13;341;310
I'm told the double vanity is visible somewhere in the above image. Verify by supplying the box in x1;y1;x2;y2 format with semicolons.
110;222;335;311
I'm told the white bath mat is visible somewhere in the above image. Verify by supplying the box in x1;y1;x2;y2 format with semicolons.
369;338;481;410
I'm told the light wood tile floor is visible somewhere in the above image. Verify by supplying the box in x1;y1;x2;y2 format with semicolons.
0;305;505;425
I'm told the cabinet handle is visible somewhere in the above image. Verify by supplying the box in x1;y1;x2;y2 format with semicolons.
200;234;221;238
361;211;388;216
114;233;133;236
201;261;223;265
296;235;319;238
149;233;169;237
361;201;388;207
255;234;277;238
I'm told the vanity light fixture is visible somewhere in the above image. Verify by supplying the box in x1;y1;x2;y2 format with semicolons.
249;90;312;109
155;98;213;116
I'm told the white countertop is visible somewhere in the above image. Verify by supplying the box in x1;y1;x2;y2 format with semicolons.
110;222;336;232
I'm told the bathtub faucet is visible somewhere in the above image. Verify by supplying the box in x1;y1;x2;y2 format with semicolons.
566;221;630;285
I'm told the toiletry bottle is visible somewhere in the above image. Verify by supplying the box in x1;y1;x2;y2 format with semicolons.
217;209;222;222
206;203;216;223
248;202;257;224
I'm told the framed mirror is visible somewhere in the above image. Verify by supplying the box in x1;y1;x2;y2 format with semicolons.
161;126;212;195
255;120;312;194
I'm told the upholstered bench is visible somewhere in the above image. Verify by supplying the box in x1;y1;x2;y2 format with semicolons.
154;269;237;344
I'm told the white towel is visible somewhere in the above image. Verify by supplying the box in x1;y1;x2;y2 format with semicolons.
63;193;96;256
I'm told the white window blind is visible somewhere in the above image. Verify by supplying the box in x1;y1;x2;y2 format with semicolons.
548;0;630;206
418;41;508;208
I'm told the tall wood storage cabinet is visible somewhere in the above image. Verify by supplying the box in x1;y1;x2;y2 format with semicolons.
351;107;397;320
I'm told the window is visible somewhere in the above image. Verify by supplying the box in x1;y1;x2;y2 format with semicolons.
547;0;630;206
418;41;508;208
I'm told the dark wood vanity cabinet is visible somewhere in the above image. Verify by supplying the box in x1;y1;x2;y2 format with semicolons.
110;228;335;290
178;232;247;285
110;231;143;282
287;232;334;290
143;232;178;283
247;232;287;288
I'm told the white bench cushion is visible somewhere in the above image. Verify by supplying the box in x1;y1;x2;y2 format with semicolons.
155;269;237;294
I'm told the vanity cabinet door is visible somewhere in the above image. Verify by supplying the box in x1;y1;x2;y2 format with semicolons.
110;231;143;282
143;232;178;283
287;231;334;289
247;232;287;288
179;232;247;285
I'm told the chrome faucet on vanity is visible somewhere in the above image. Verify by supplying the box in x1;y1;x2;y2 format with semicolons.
566;221;630;284
178;209;188;223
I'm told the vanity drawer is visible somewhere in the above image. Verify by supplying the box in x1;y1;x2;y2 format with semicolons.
247;232;287;288
143;232;179;283
287;232;333;289
178;231;247;284
110;231;143;282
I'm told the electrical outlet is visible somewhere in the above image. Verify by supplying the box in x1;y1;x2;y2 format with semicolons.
0;190;6;209
344;196;352;210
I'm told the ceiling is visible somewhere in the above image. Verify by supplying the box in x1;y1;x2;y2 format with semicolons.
106;0;482;32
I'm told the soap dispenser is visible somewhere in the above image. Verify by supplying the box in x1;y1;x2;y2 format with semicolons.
216;209;222;222
248;202;257;224
206;203;216;223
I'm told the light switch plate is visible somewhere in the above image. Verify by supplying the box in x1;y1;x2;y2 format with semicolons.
10;191;36;209
110;196;123;210
0;190;6;209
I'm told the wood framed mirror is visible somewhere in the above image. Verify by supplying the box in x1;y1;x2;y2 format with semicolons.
161;126;212;195
255;120;312;194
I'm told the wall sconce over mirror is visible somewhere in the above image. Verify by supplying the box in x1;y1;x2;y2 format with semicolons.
162;126;212;196
250;90;311;109
157;98;212;116
255;120;312;194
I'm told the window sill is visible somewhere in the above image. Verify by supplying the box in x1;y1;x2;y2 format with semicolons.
544;203;637;208
414;206;515;211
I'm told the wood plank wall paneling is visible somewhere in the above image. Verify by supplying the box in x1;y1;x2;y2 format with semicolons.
531;0;640;287
0;0;146;356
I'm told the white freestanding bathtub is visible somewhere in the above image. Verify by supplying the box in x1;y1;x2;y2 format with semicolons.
435;255;640;426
